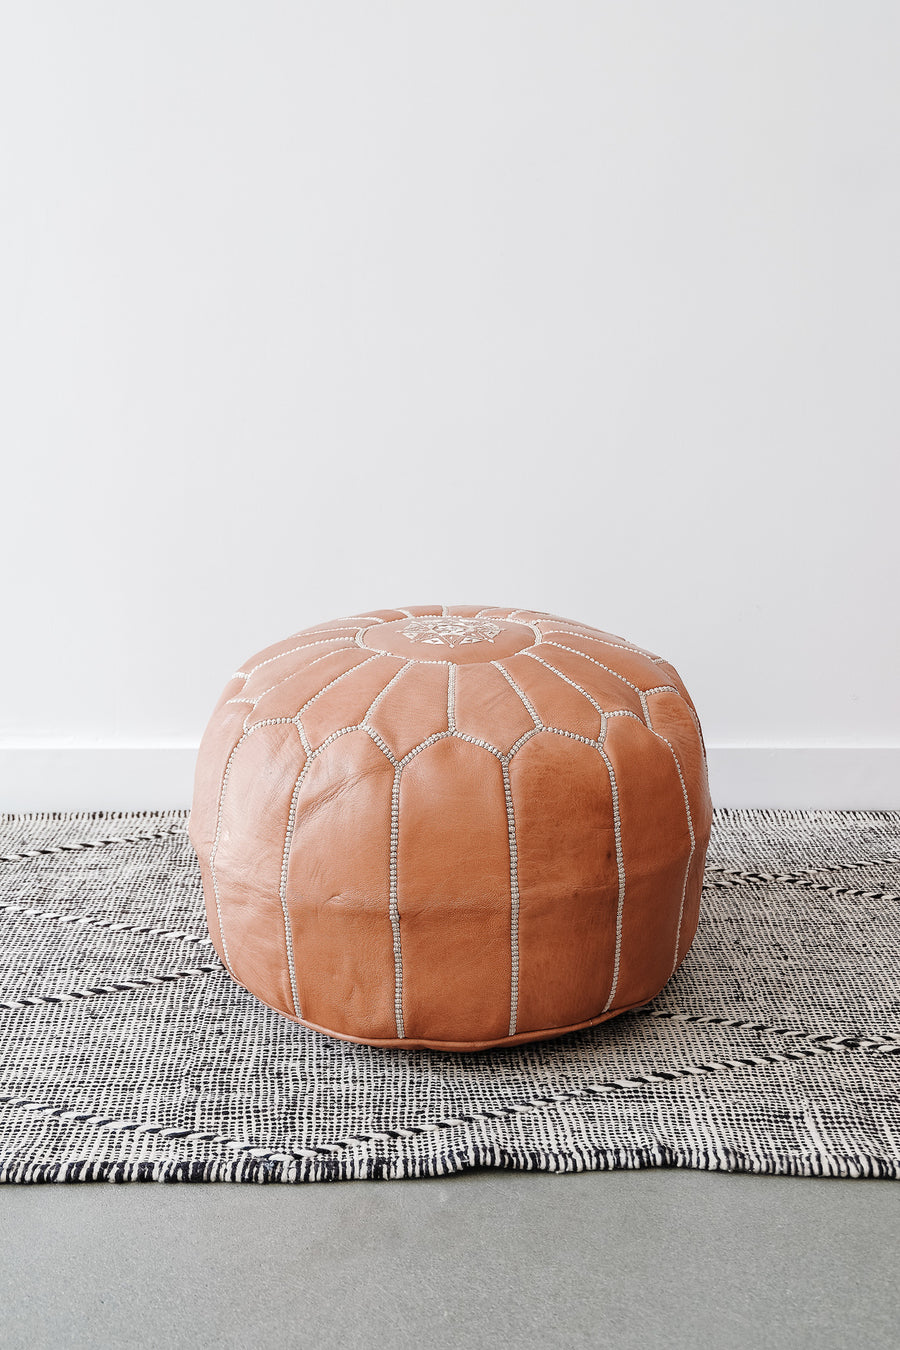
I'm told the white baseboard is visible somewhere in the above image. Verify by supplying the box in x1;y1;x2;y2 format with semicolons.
0;747;199;814
706;747;899;809
0;745;897;813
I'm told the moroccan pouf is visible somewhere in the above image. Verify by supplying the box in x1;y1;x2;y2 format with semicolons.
189;606;712;1052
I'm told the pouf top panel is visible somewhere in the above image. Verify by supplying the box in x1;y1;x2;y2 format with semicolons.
358;615;540;664
189;605;712;1052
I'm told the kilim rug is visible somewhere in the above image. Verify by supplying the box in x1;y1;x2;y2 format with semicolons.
0;808;897;1183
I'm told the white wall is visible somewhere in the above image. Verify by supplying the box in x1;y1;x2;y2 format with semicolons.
1;1;898;809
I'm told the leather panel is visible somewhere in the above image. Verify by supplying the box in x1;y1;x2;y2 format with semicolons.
397;738;512;1043
212;723;305;1016
248;648;372;725
235;634;358;703
365;660;449;761
602;715;693;1009
300;654;404;750
188;677;249;853
286;731;397;1041
510;734;619;1031
453;663;535;752
536;642;647;716
655;660;702;719
498;653;606;738
443;604;493;617
231;627;348;673
645;689;713;964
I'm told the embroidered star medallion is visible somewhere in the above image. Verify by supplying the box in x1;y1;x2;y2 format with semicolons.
401;617;503;648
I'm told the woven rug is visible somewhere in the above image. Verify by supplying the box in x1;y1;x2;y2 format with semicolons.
0;808;897;1183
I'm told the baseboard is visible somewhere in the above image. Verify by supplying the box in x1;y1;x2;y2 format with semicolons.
0;746;199;814
706;747;899;809
0;744;897;813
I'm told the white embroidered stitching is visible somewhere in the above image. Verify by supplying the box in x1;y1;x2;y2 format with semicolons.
447;664;457;733
361;661;414;728
357;628;542;666
502;761;521;1036
504;726;544;761
237;648;368;725
643;703;697;977
363;725;399;766
275;723;375;1019
535;625;667;664
279;768;308;1017
492;662;543;727
539;641;646;696
522;651;608;718
597;715;626;1014
215;654;417;1013
208;717;297;978
508;651;628;1015
389;767;405;1037
290;654;383;743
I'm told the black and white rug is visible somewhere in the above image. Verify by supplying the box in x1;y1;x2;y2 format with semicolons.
0;809;897;1183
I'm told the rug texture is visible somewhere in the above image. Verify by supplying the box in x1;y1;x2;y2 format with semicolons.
0;809;897;1183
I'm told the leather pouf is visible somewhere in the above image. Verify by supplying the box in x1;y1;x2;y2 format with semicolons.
189;606;712;1051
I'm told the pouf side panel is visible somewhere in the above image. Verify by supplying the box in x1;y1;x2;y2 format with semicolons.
645;690;713;964
298;654;406;750
236;634;361;703
285;731;397;1041
532;644;646;718
358;607;418;622
211;723;306;1017
245;648;373;725
446;603;497;618
188;680;250;855
600;716;694;1009
453;663;535;752
534;620;665;673
676;841;708;970
213;674;253;716
477;606;544;620
510;735;620;1034
235;621;368;673
396;739;512;1044
495;654;605;740
365;662;451;761
654;660;702;719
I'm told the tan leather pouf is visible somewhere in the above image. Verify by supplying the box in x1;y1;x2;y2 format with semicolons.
189;606;712;1051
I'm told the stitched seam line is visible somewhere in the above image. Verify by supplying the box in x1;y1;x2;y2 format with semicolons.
534;624;666;663
502;761;521;1037
234;647;366;719
643;705;697;976
597;716;626;1013
389;767;405;1038
492;661;543;727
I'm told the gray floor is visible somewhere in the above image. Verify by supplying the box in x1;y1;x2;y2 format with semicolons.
2;1170;898;1349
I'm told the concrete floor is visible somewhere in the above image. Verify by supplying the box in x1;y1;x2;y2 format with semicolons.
2;1170;898;1349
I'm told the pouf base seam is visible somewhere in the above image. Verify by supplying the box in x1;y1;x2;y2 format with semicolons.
230;973;658;1051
